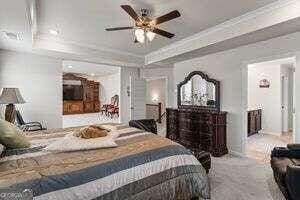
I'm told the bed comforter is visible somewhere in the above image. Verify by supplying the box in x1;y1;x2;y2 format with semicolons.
0;125;210;200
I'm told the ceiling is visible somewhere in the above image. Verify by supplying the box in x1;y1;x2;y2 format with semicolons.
63;60;120;77
161;17;300;64
36;0;278;56
1;0;299;68
0;0;32;52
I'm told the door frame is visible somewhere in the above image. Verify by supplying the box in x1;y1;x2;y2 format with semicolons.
241;53;297;156
129;77;147;120
281;75;289;133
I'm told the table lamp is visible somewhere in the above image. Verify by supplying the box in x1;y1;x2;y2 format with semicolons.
0;88;25;123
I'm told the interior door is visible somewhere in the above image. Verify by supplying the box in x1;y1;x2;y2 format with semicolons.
130;77;146;120
282;76;289;132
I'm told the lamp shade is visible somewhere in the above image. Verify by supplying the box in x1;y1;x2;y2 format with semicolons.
0;88;25;104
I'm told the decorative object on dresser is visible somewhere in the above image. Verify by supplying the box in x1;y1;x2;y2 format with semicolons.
166;71;228;157
63;74;100;115
0;88;26;123
248;109;262;137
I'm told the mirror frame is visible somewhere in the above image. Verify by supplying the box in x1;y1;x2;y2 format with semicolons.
177;71;220;111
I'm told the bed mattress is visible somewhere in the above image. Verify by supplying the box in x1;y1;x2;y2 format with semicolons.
0;125;210;200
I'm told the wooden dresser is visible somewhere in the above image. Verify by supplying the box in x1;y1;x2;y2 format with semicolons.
248;109;262;136
166;108;228;157
63;74;100;115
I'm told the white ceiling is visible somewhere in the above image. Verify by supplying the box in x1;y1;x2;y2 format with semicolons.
36;0;278;56
0;0;33;52
63;60;120;77
161;17;300;64
1;0;299;68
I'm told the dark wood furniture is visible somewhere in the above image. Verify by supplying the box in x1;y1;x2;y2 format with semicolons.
166;108;228;157
63;74;100;115
248;109;262;137
166;71;228;157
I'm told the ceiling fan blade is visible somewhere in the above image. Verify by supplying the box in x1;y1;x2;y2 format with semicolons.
152;28;175;38
151;10;181;25
105;27;134;31
121;5;140;22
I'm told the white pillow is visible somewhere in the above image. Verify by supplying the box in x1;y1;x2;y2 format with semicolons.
44;132;118;153
0;144;5;155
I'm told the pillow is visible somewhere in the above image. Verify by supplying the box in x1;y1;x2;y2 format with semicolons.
74;125;109;139
44;132;118;152
0;120;30;149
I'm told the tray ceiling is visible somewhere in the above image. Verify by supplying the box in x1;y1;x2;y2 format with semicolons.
36;0;278;56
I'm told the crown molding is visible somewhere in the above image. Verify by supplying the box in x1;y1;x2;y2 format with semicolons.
35;33;144;59
145;0;300;65
33;36;145;68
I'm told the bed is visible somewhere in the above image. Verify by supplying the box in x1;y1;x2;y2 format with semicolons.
0;125;210;200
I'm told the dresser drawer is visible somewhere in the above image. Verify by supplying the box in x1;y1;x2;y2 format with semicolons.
166;108;228;157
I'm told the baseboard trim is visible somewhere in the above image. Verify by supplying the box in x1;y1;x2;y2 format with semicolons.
229;150;246;157
261;131;282;136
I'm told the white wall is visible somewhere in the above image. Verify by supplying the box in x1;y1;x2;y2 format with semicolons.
141;67;174;108
248;63;281;135
0;50;63;129
173;32;300;155
146;78;166;112
97;72;120;105
120;67;139;124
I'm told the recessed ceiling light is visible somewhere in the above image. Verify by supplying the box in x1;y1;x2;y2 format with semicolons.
67;65;73;69
91;73;95;76
49;29;59;35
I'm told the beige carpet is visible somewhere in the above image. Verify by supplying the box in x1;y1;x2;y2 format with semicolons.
208;155;285;200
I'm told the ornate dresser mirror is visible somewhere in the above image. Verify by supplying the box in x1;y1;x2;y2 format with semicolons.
177;71;220;111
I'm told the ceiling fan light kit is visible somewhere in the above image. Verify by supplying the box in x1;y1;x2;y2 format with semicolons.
105;5;181;44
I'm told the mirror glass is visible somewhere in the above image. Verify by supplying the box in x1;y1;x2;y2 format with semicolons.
180;75;216;107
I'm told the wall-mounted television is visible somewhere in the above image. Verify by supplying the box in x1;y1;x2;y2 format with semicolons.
63;84;83;101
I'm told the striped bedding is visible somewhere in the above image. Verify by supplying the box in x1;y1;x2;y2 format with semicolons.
0;125;210;200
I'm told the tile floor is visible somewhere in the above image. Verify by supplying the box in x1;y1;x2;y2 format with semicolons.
246;132;293;162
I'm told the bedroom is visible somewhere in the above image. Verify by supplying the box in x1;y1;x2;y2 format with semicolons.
1;0;300;199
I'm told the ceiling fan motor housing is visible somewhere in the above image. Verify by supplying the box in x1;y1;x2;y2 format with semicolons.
141;9;149;17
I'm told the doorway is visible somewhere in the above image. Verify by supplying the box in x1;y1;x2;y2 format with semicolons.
245;57;295;161
145;77;167;136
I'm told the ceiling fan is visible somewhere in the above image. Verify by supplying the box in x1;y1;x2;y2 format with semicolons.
105;5;181;43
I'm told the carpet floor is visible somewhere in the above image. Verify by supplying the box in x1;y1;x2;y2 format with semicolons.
208;155;285;200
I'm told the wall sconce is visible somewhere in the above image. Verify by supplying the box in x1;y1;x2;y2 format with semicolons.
127;86;130;97
152;94;159;102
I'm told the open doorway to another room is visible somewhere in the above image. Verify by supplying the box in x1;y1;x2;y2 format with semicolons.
246;57;295;161
145;78;167;136
62;60;121;128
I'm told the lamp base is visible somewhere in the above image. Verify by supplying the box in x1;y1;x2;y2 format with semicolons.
5;104;16;123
